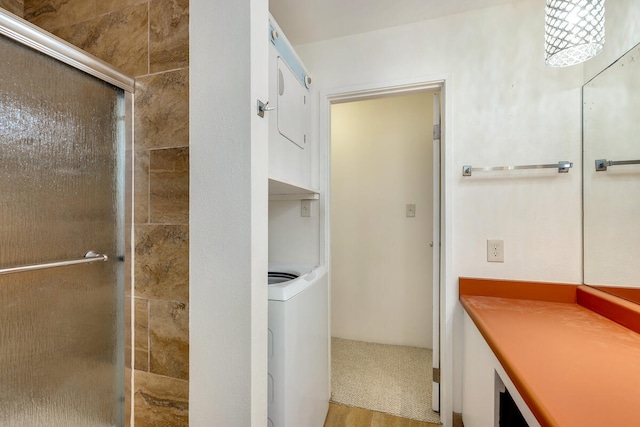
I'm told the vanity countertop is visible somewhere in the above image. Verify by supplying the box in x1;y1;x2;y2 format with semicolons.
460;278;640;427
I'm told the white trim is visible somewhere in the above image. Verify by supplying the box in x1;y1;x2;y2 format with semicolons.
324;80;444;104
432;92;441;412
441;77;454;427
319;73;452;425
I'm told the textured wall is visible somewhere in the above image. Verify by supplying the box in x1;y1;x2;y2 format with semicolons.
583;0;640;82
0;0;23;17
22;0;189;426
296;1;583;424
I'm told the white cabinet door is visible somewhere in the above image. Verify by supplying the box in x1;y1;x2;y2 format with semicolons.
462;313;499;427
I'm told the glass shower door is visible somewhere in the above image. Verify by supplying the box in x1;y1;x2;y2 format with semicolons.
0;30;125;426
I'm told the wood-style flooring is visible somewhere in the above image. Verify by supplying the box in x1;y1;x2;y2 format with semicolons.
324;403;442;427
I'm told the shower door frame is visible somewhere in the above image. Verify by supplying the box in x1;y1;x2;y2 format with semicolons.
0;9;134;426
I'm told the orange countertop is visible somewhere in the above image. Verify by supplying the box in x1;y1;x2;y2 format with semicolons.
460;278;640;427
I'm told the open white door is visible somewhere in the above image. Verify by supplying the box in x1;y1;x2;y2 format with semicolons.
431;92;441;413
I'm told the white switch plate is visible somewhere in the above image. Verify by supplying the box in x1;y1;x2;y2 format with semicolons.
406;204;416;217
487;239;504;262
301;200;311;217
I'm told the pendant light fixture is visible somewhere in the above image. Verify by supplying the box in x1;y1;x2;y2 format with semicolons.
545;0;605;67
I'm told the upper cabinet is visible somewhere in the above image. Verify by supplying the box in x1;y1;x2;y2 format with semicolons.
268;15;316;195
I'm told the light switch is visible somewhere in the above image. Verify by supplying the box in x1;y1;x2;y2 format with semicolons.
406;204;416;217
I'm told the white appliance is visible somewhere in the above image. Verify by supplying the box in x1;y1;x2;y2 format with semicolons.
267;265;329;427
268;15;313;191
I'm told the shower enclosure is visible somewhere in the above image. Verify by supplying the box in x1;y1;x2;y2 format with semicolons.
0;10;133;426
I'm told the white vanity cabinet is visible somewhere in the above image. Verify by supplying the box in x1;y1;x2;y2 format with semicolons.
462;313;540;427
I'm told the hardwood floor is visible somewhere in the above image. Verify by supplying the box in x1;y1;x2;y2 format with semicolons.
324;403;442;427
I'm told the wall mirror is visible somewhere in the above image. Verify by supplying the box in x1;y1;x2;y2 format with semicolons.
583;41;640;303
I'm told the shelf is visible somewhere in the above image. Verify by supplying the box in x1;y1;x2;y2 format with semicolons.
268;179;319;200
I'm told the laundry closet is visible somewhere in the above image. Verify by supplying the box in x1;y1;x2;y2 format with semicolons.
265;15;329;427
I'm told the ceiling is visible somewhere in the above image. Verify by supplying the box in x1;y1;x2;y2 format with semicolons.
269;0;525;45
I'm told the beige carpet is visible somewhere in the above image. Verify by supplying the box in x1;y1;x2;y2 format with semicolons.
331;337;441;424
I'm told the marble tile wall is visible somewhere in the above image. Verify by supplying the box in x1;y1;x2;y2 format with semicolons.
0;0;23;17
22;0;190;425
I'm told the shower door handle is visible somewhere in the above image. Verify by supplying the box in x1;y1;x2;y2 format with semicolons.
0;251;108;276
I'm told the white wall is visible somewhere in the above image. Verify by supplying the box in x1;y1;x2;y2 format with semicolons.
584;0;640;82
330;93;434;348
296;1;585;424
190;0;269;425
268;199;320;265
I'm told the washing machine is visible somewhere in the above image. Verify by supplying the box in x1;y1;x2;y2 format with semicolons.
267;264;329;427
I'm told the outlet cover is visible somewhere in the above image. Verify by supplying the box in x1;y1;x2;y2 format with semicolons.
487;239;504;262
301;200;311;217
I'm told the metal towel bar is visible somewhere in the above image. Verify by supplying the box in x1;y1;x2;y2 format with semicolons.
0;251;108;276
595;158;640;171
462;161;573;176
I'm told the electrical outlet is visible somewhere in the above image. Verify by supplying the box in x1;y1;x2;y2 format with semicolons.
300;200;311;217
487;239;504;262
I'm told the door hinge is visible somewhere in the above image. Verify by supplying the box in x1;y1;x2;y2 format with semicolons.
432;367;440;383
433;124;441;140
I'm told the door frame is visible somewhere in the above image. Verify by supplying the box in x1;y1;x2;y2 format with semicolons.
318;75;451;420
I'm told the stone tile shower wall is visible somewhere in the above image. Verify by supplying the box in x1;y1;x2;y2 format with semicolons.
0;0;22;16
18;1;189;425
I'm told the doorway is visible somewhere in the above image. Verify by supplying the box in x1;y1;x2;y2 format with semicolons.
325;87;442;424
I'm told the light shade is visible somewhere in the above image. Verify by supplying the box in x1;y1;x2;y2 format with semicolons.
545;0;605;67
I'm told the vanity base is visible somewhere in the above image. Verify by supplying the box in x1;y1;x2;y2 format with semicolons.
460;277;640;427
